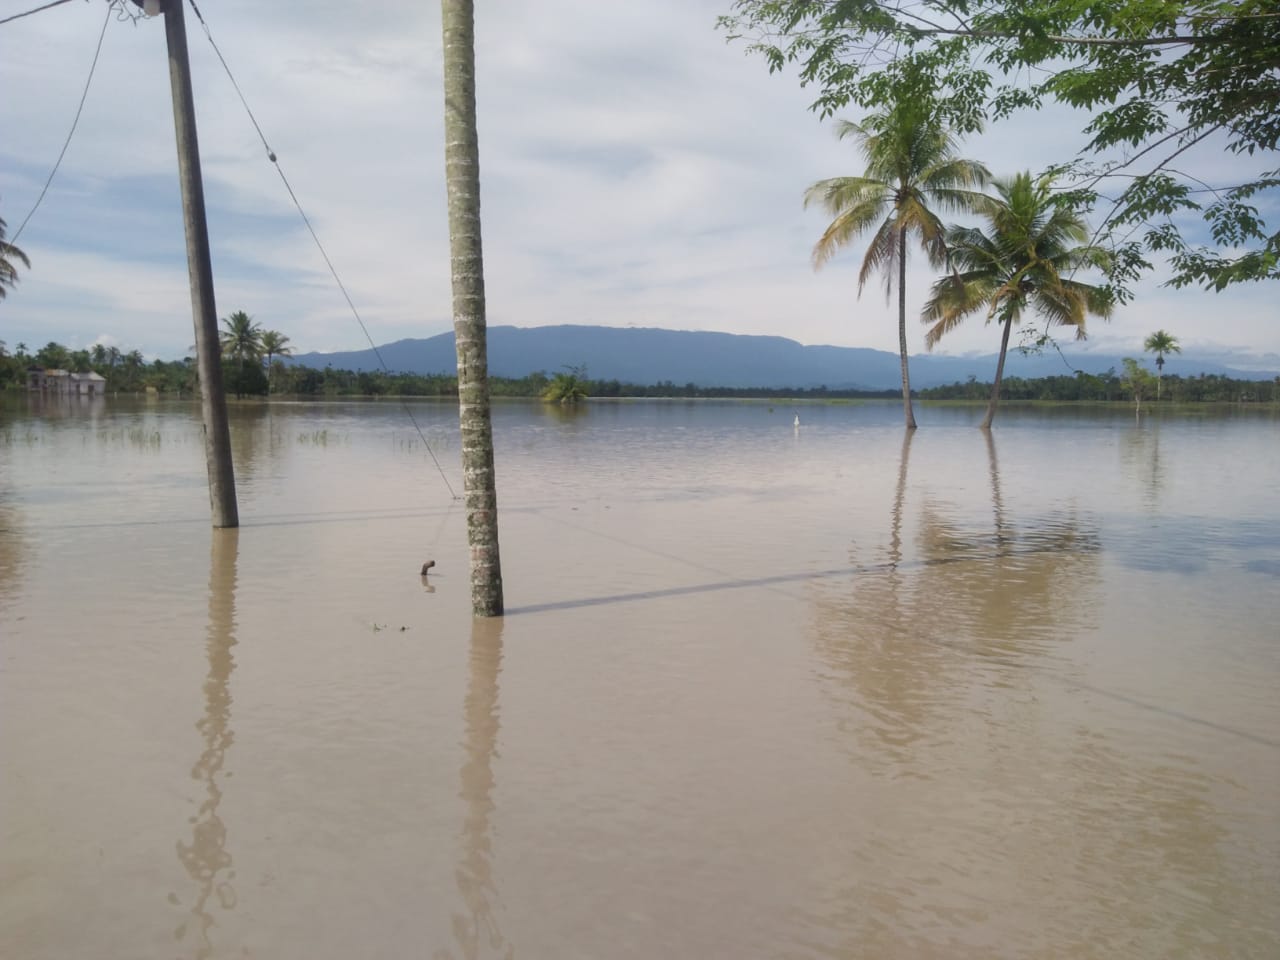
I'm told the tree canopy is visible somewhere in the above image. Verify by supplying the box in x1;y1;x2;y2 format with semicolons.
718;0;1280;293
922;171;1113;427
805;98;990;427
219;311;264;399
1;214;31;300
1143;330;1182;371
1144;328;1182;398
219;311;263;364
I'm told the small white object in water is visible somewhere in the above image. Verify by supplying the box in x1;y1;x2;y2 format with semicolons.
794;415;800;428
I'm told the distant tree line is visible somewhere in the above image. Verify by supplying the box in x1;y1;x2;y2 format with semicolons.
0;339;187;394
4;338;1275;404
917;371;1280;404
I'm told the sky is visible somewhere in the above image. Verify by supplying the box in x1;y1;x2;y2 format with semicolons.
1;0;1277;370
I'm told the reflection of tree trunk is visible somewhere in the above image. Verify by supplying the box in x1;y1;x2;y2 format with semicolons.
889;429;914;568
443;617;513;960
0;502;25;603
985;430;1008;552
1150;427;1161;499
227;405;268;486
981;315;1013;430
175;529;239;958
878;429;914;656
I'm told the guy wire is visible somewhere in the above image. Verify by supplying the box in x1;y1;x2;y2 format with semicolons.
185;0;459;500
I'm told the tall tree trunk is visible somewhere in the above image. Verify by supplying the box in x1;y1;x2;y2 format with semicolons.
442;0;503;616
896;229;917;429
981;315;1013;430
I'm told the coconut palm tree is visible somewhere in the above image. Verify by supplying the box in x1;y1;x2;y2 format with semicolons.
805;103;991;429
1;214;31;301
219;311;263;399
259;330;292;395
443;0;504;615
922;172;1114;429
1143;330;1181;400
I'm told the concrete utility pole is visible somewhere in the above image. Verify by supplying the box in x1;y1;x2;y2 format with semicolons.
156;0;238;527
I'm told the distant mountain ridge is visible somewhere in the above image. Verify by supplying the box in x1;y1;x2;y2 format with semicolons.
288;324;1277;390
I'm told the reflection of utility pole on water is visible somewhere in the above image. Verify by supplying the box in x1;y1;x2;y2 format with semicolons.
135;0;237;527
172;528;240;957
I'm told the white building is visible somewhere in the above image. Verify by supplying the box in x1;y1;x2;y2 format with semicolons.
27;368;108;396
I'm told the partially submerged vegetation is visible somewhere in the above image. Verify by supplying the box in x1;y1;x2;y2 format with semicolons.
541;365;590;404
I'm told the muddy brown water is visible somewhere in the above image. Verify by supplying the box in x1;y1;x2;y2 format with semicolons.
2;396;1277;959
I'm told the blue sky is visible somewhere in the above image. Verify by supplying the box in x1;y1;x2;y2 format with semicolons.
2;0;1276;370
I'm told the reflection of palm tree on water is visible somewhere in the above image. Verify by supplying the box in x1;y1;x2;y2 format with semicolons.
173;529;239;957
887;430;913;569
931;433;1101;653
0;498;26;607
434;617;514;960
1120;421;1164;509
815;432;1102;757
226;403;274;488
811;439;1248;949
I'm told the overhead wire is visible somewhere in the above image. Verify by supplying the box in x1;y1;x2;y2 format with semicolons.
8;1;112;248
0;0;75;26
183;0;459;500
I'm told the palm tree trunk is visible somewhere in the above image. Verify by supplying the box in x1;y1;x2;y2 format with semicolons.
443;0;503;616
981;315;1013;430
897;229;917;429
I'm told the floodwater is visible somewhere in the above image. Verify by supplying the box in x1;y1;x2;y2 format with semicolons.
1;395;1277;959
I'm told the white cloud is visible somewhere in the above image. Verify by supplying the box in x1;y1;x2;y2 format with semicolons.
1;0;1273;366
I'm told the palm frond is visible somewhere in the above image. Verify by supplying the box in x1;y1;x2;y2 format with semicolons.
812;198;888;270
920;171;1112;351
803;176;886;215
900;196;949;267
857;217;900;299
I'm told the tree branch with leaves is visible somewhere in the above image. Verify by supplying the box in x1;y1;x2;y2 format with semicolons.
720;0;1280;293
